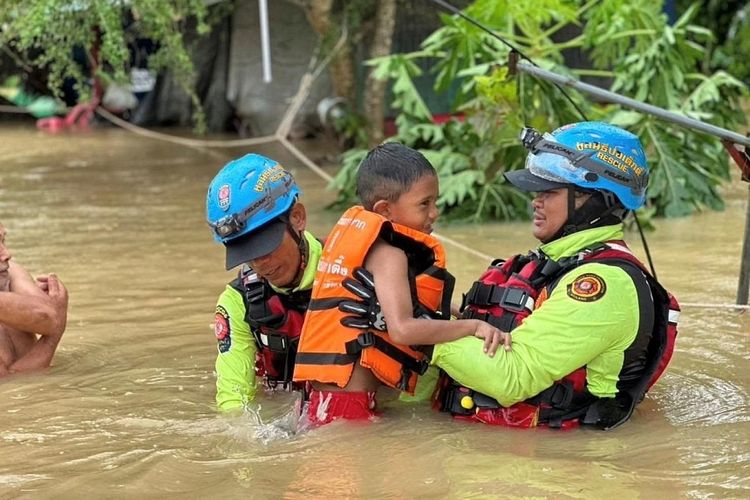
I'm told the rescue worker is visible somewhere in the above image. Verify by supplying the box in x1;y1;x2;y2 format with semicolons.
432;122;680;429
205;154;323;411
293;143;509;426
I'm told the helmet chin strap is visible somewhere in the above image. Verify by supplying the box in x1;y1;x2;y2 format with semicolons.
552;187;627;241
561;186;578;238
280;215;308;289
293;229;309;288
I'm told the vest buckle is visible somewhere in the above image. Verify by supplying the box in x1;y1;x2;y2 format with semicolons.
357;331;376;348
262;331;290;353
498;287;532;313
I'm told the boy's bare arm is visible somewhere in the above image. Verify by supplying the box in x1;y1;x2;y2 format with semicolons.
365;240;510;353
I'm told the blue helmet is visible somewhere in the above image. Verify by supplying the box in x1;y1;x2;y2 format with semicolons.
506;121;649;210
206;154;301;269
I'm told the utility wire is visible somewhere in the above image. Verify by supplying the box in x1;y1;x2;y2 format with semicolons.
428;0;662;277
429;0;590;121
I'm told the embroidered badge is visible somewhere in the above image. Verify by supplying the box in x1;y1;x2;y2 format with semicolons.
567;273;606;302
218;184;231;211
215;305;231;353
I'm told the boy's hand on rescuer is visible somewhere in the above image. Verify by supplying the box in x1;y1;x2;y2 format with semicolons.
472;320;512;357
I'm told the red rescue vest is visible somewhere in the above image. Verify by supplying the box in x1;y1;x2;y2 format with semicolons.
437;240;680;430
230;267;311;389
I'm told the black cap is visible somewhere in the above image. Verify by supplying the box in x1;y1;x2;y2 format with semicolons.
224;220;287;270
504;169;569;192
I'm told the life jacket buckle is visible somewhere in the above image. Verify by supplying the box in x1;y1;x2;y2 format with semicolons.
357;331;376;348
498;287;531;313
263;332;290;353
242;274;267;304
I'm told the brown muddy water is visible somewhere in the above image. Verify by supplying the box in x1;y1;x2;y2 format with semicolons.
0;124;748;499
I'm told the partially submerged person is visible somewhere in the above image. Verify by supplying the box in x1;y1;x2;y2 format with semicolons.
432;122;680;429
0;223;68;376
205;154;323;411
293;142;510;426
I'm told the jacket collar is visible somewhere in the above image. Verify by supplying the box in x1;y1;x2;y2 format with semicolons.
539;224;624;261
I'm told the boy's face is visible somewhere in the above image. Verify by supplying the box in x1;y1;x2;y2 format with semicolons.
385;174;439;234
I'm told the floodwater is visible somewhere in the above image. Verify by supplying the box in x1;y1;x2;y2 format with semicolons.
0;124;748;499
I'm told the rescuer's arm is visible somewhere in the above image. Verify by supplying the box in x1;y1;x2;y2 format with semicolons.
365;240;510;355
213;286;259;411
431;263;640;406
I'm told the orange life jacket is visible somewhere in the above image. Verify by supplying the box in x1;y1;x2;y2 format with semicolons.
293;206;454;393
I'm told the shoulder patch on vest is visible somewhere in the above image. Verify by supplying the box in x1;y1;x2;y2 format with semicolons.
567;273;606;302
215;305;231;353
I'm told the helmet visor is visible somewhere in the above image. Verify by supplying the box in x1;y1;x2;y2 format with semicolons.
505;132;579;192
504;167;569;192
224;219;287;270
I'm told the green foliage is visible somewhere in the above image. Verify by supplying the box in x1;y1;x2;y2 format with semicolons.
718;5;750;84
672;1;750;84
594;4;746;216
329;147;368;208
332;0;748;221
0;0;217;133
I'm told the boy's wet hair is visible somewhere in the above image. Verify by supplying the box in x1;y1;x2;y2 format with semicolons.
356;142;437;210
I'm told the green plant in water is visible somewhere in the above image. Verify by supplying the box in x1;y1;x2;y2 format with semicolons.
332;0;747;221
0;0;220;133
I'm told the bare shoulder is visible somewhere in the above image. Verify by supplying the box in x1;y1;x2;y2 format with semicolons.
365;239;408;271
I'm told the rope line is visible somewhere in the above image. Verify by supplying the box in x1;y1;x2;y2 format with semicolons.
95;108;278;147
88;15;745;313
0;104;31;114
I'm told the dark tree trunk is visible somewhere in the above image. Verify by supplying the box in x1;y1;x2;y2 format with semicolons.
303;0;356;102
362;0;397;146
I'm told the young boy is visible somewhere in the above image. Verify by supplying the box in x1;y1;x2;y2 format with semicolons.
293;142;510;426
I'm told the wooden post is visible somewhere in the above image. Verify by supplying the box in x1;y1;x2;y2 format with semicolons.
738;184;750;305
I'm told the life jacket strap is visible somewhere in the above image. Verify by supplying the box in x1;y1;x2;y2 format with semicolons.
528;381;575;410
533;382;598;429
344;332;429;377
462;308;517;333
463;282;535;313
